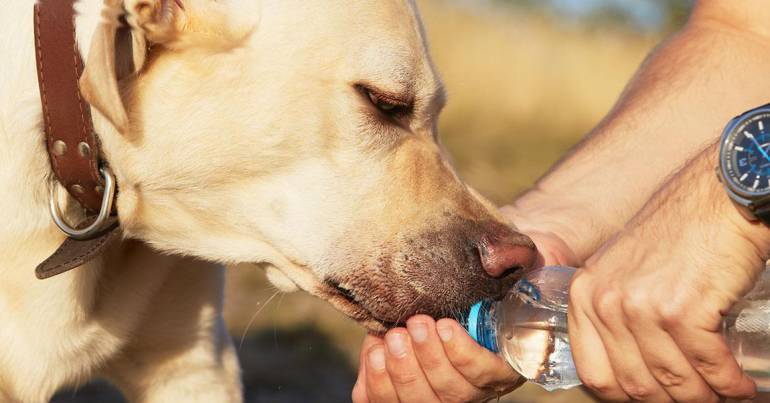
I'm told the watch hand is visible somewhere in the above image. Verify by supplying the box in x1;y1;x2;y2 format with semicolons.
756;141;770;162
746;131;770;162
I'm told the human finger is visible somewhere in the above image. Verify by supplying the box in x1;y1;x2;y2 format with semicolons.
624;309;717;403
569;274;631;401
590;286;672;402
406;315;484;402
435;319;521;393
365;341;400;403
383;329;441;403
353;335;380;403
669;323;756;399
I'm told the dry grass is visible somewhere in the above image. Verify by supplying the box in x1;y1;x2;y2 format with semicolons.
421;1;660;203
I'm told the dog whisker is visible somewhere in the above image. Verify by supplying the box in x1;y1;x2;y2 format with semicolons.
239;290;281;350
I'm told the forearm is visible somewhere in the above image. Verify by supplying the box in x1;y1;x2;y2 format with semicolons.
508;4;770;260
624;141;770;273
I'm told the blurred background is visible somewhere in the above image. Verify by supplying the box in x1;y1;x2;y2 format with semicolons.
56;0;692;402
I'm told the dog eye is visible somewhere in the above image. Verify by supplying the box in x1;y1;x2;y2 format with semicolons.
358;85;412;117
368;91;398;112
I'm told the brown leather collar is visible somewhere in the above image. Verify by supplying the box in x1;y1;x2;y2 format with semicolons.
35;0;106;212
34;0;121;279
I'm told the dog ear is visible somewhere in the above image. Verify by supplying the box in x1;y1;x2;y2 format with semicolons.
80;0;184;135
80;0;257;135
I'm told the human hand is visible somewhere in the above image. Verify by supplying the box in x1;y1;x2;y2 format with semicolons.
567;144;770;402
351;222;580;403
351;316;523;403
500;205;582;268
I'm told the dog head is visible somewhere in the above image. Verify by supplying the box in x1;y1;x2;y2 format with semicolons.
80;0;538;331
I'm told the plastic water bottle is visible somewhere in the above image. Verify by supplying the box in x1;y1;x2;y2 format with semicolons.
462;266;770;392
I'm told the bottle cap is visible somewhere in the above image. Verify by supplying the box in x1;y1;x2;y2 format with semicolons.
466;301;483;343
464;300;499;353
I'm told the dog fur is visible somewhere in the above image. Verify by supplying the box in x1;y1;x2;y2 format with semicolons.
0;0;535;401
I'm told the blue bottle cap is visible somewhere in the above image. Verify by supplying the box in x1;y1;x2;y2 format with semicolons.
463;300;499;353
466;301;484;344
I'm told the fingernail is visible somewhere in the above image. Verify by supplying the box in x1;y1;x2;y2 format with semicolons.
368;346;386;371
407;321;428;343
437;323;453;342
385;332;408;358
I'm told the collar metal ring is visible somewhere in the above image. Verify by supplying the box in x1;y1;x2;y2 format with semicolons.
49;167;116;240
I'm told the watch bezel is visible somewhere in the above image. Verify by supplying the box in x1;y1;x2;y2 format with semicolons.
719;104;770;204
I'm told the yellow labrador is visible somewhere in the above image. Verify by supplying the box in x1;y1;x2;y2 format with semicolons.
0;0;537;401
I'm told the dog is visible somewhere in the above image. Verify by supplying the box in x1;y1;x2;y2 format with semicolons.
0;0;538;401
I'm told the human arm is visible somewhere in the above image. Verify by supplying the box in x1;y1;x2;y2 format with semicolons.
506;0;770;262
568;140;770;401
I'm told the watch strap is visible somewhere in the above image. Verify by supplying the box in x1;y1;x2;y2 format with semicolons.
754;204;770;226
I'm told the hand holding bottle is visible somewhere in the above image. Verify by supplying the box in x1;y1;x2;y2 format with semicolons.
566;143;770;402
465;265;770;394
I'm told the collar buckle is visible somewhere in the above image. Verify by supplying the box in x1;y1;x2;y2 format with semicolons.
49;167;116;240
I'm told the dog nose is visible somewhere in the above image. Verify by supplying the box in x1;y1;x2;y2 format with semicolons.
478;232;538;277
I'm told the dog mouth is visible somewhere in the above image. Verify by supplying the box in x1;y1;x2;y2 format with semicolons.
322;279;395;333
320;275;508;334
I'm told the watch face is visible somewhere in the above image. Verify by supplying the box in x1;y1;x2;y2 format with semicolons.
722;111;770;197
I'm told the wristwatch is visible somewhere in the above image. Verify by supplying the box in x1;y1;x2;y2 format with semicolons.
718;103;770;225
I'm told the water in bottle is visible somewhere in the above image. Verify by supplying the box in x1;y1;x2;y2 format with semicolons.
462;266;770;392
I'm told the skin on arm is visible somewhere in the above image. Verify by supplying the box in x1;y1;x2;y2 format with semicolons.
568;141;770;402
506;0;770;262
